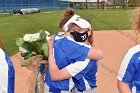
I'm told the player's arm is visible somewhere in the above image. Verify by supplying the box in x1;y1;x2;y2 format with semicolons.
63;37;103;61
48;57;72;81
48;38;72;81
47;37;101;81
49;56;91;81
47;38;93;81
87;30;103;60
117;80;131;93
87;46;103;60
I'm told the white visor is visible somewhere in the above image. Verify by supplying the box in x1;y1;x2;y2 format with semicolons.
62;14;80;32
68;18;91;30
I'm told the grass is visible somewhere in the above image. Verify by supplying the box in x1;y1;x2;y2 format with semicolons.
0;8;133;56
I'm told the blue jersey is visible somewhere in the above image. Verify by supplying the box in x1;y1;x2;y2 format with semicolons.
118;44;140;93
45;34;97;93
0;48;15;93
67;60;97;92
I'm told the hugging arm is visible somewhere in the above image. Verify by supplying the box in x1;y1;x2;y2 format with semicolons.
88;46;103;60
48;53;72;81
48;38;72;81
62;37;103;61
49;53;93;81
88;30;103;60
47;38;101;81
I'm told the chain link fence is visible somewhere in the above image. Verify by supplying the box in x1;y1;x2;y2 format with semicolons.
0;0;69;12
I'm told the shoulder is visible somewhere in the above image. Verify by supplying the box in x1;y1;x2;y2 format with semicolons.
0;48;11;62
121;44;140;69
124;44;140;62
0;48;5;56
0;48;7;64
117;45;140;82
54;34;64;41
127;44;140;54
64;36;91;48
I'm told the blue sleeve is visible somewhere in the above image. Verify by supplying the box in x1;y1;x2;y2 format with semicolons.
4;53;15;93
61;38;90;61
66;59;97;80
74;62;94;80
122;60;136;83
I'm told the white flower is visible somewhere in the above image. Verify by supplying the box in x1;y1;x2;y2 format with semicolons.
45;31;50;37
19;47;28;53
23;33;40;42
23;34;33;42
31;33;40;41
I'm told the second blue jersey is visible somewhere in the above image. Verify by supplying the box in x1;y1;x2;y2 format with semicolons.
118;44;140;93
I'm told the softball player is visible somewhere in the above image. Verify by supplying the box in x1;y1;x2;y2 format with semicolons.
44;18;103;93
117;7;140;93
117;44;140;93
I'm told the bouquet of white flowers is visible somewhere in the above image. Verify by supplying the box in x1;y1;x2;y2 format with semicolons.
16;30;50;93
16;30;50;61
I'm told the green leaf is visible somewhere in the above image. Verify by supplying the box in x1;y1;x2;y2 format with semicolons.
22;41;32;51
40;31;47;40
16;38;24;47
24;52;34;60
40;43;48;58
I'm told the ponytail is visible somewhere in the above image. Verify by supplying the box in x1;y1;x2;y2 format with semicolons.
59;9;75;29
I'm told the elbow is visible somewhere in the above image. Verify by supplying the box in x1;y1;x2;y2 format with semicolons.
94;50;104;60
97;50;104;60
88;48;104;60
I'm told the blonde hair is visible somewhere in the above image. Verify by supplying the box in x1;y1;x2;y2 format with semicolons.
132;7;140;43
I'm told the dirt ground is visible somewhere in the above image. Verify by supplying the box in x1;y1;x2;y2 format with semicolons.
10;30;135;93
